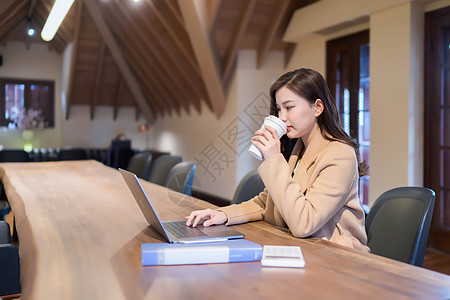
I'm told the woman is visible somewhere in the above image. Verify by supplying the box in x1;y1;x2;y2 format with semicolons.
186;68;369;252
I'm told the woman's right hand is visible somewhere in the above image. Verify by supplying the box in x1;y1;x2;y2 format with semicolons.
185;209;228;227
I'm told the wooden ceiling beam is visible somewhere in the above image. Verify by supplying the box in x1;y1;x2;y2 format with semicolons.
146;0;200;76
89;40;105;120
221;0;256;85
257;0;290;69
206;0;221;33
113;76;124;120
164;0;185;29
109;0;178;115
0;0;27;29
123;47;176;117
131;1;205;114
123;54;166;117
102;3;177;117
102;2;171;116
66;0;83;120
0;4;27;40
84;0;156;122
0;15;24;45
124;48;183;117
177;0;226;117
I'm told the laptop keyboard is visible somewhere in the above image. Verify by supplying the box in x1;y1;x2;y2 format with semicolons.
164;221;209;238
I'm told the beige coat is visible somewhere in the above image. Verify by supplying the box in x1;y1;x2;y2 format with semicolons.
219;126;370;252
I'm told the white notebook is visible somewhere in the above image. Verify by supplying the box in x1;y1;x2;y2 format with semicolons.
261;245;305;268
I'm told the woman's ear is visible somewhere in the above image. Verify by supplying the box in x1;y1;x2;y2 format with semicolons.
314;99;324;117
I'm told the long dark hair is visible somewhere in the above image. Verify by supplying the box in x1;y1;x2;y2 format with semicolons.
269;68;368;176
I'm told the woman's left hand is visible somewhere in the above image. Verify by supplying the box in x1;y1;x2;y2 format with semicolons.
251;125;281;160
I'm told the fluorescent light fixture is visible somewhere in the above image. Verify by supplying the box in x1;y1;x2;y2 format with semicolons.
41;0;75;42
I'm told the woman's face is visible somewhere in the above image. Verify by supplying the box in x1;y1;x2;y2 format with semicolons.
275;86;323;140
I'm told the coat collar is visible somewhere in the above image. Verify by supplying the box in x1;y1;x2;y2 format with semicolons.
288;124;330;172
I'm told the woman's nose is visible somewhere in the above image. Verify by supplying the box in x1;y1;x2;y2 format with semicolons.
278;109;287;121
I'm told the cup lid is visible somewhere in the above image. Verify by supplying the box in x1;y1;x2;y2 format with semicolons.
265;115;287;133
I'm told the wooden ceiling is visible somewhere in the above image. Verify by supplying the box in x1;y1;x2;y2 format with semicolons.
0;0;317;122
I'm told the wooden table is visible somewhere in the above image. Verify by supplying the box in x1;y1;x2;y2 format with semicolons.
1;160;449;299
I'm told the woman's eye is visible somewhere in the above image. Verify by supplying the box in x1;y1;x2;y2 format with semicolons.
286;106;293;110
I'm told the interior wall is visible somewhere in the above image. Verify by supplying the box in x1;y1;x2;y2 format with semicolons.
147;67;238;199
235;50;285;189
0;42;63;149
370;2;424;202
62;105;148;149
61;43;149;150
287;35;326;75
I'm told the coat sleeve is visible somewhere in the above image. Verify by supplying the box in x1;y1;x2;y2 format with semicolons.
258;144;358;237
217;189;268;225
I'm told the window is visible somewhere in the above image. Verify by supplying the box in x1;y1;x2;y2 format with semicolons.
326;30;370;205
0;78;55;128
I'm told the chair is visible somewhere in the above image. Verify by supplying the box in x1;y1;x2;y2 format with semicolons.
231;170;265;204
57;148;88;161
126;152;153;180
148;155;182;186
0;149;29;221
0;201;9;222
115;148;136;169
365;186;435;267
143;150;170;169
0;221;21;297
165;162;197;196
104;140;133;168
0;150;30;162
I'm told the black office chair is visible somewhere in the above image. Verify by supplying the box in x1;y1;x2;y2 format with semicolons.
231;170;265;204
0;221;21;298
57;148;88;161
165;162;197;196
1;183;11;222
0;150;30;162
148;155;182;186
0;201;10;222
365;186;435;267
126;152;153;180
0;149;30;222
104;140;133;168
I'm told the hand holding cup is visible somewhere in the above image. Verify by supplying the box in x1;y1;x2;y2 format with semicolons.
248;115;287;160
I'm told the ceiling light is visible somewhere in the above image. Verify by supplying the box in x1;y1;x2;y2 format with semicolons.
41;0;75;41
27;18;35;36
27;27;35;36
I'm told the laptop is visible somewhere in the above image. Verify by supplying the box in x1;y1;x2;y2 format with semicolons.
119;168;244;243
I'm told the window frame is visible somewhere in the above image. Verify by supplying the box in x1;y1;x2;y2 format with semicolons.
326;30;370;205
0;77;55;128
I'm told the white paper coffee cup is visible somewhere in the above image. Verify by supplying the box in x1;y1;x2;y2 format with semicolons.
248;115;287;160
